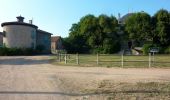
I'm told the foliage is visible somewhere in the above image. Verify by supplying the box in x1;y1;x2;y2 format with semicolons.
36;45;45;53
152;9;170;46
164;46;170;54
142;44;160;55
142;44;153;55
64;14;120;54
63;9;170;54
125;12;152;41
0;47;37;56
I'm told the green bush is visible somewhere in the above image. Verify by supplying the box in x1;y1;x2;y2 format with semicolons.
142;44;161;55
164;46;170;54
142;44;160;55
142;44;152;55
0;47;8;56
0;47;37;56
36;45;45;53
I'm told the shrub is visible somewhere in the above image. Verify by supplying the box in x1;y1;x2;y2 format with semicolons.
142;44;152;55
36;45;45;53
164;46;170;54
0;47;37;56
142;44;160;55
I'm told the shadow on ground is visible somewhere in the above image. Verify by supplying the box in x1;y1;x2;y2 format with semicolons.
0;57;50;65
0;91;169;96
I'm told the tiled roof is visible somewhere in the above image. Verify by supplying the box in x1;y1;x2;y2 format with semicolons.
37;29;53;35
51;36;61;42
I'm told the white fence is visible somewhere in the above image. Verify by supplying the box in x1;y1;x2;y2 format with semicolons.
54;53;170;68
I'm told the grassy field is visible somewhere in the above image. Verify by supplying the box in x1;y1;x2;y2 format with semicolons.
51;54;170;68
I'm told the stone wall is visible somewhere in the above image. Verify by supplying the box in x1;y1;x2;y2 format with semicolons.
36;30;51;54
0;33;3;46
2;25;36;49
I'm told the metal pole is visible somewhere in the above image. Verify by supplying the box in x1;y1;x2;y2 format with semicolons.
149;53;151;68
77;53;79;65
97;53;99;65
121;54;124;68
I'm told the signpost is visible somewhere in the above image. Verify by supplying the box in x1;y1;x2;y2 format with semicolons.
149;47;159;67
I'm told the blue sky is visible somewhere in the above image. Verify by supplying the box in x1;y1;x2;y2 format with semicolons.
0;0;170;37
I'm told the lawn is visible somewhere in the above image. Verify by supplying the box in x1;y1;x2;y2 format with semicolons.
51;54;170;68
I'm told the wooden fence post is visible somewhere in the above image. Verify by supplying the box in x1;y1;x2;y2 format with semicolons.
59;53;61;62
149;53;151;68
65;53;67;64
121;54;124;68
152;52;155;66
77;53;79;65
97;53;99;65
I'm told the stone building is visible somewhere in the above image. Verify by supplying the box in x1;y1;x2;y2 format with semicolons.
0;32;2;46
0;16;52;53
51;36;63;53
37;30;52;53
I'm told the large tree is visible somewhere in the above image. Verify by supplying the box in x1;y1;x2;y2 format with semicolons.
153;9;170;46
125;12;152;42
64;14;120;54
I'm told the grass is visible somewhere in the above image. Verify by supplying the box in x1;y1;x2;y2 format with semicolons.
50;54;170;68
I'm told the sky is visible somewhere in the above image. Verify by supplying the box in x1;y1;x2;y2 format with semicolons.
0;0;170;37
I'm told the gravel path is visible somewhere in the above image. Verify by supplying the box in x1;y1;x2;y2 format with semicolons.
0;56;170;100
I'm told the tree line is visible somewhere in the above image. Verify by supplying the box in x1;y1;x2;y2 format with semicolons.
63;9;170;54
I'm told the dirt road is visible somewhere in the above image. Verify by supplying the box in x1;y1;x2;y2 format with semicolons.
0;56;170;100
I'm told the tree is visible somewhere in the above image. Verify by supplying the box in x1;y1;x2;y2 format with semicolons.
125;12;152;42
63;14;120;54
153;9;170;46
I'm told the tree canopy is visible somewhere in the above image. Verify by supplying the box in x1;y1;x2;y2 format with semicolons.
153;9;170;46
64;14;120;54
125;12;152;42
63;9;170;54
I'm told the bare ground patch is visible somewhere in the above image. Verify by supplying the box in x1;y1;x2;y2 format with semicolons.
0;56;170;100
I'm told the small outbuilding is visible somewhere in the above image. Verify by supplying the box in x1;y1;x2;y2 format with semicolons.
51;36;63;53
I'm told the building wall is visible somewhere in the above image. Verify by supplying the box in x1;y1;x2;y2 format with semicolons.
56;39;63;50
0;34;2;46
2;25;36;49
51;42;56;51
36;31;51;54
51;38;63;53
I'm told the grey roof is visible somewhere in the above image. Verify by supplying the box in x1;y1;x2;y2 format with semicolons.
1;21;38;29
119;13;134;24
37;29;53;35
51;36;61;42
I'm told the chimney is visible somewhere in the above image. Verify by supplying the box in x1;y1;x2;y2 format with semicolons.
29;20;33;24
16;16;24;22
118;13;121;24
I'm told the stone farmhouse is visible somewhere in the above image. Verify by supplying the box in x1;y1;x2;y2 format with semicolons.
0;16;52;53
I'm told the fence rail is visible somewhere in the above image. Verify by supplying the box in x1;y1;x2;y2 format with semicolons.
52;53;170;68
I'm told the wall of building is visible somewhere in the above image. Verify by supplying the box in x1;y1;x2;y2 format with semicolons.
51;42;56;51
0;34;3;46
36;31;51;54
2;25;36;49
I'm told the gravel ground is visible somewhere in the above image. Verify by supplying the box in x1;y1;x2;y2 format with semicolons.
0;56;170;100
